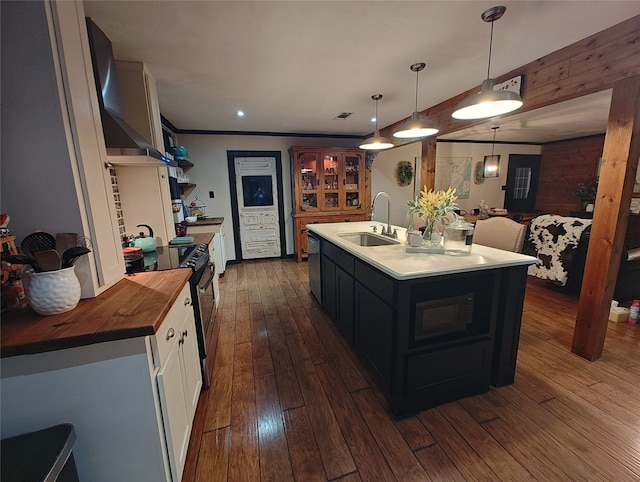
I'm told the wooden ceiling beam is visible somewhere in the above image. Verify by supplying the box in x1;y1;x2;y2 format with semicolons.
388;15;640;193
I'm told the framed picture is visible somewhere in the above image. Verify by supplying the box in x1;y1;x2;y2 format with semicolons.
483;155;500;178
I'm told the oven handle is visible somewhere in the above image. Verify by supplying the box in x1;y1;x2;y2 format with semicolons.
198;263;216;292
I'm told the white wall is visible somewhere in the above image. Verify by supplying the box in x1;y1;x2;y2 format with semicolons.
435;141;542;213
177;134;360;261
370;142;422;227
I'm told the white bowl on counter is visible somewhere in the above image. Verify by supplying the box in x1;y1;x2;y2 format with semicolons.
185;216;197;223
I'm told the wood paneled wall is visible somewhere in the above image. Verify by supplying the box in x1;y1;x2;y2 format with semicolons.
536;135;604;216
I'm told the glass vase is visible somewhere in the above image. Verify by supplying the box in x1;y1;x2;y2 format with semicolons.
406;212;415;233
422;218;442;248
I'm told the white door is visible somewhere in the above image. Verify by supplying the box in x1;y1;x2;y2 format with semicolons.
234;157;281;259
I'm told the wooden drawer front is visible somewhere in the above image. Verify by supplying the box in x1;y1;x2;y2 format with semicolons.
323;241;354;275
155;283;192;367
244;226;278;242
299;216;329;229
406;339;492;397
245;240;280;256
243;211;277;226
330;214;365;223
355;260;394;305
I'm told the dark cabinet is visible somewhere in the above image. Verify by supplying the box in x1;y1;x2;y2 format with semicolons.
321;242;355;343
310;235;528;416
354;281;393;391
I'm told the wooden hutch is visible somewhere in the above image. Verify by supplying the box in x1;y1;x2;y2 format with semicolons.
290;147;371;262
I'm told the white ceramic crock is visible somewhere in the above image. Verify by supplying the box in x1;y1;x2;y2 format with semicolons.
23;267;81;316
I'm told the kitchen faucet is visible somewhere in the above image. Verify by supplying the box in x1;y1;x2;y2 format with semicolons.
371;192;397;238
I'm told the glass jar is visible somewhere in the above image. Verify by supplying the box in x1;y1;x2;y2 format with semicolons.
443;220;474;255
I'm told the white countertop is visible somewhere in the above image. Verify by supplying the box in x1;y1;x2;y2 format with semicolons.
308;222;536;280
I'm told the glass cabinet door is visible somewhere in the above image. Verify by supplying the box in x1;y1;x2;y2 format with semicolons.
322;154;340;210
299;152;319;210
344;153;363;209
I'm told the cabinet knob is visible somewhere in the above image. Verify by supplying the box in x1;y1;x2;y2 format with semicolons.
165;328;175;340
184;298;191;306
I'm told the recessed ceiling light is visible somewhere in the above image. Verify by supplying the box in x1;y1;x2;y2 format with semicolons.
237;110;245;117
370;117;376;123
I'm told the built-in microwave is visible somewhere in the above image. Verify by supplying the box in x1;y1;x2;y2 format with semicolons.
414;293;475;341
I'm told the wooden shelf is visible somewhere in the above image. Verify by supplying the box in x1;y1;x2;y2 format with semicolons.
177;159;194;172
178;183;196;196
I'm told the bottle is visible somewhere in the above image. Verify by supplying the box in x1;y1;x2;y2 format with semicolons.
630;300;640;324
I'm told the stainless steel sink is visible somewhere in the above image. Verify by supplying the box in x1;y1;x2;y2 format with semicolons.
338;232;400;247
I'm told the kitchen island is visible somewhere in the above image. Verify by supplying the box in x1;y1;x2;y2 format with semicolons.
1;269;200;482
308;222;536;416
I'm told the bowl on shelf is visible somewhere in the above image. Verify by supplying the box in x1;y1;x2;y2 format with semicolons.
185;216;197;223
170;146;188;159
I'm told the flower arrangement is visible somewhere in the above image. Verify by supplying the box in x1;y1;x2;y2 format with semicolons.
407;187;458;243
573;178;598;203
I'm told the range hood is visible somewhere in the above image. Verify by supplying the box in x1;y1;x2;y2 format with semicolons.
86;18;174;167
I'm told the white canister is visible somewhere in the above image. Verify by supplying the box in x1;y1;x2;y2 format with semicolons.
407;230;423;247
23;267;81;316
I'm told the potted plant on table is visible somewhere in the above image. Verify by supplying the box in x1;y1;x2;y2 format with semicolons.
574;178;598;211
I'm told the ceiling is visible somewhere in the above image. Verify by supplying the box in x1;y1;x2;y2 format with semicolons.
82;1;640;143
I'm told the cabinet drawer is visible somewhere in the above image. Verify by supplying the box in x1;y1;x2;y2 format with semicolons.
323;241;354;275
406;339;492;397
154;283;192;367
355;260;394;305
330;214;365;223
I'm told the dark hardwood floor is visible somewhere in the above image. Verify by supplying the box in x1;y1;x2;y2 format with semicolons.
182;259;640;481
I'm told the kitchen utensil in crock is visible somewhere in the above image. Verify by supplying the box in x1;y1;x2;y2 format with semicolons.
61;246;91;268
34;249;62;271
130;224;156;252
21;232;56;257
2;254;39;272
55;232;79;254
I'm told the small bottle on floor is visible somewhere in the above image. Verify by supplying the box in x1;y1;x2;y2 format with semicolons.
630;300;640;324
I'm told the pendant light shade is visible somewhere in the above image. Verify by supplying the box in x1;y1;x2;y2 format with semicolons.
483;126;501;177
359;94;394;150
452;6;523;120
393;63;439;139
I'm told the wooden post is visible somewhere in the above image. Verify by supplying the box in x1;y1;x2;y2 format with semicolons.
420;137;437;192
572;75;640;360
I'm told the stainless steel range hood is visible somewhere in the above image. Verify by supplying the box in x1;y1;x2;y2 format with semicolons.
86;18;174;167
100;109;172;166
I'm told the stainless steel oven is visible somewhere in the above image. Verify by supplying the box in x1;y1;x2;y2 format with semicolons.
194;257;217;388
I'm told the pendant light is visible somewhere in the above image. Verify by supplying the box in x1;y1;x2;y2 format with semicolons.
483;126;501;177
452;6;523;120
393;63;439;139
359;94;394;150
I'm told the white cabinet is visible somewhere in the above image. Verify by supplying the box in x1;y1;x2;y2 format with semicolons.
0;282;202;482
114;60;176;246
214;224;227;274
154;285;202;482
1;1;125;297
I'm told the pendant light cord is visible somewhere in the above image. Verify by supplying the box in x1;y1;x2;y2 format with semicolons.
487;19;495;80
491;127;498;156
375;98;379;132
414;69;420;112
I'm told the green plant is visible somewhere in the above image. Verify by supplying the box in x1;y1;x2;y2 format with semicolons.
574;178;598;203
395;161;414;187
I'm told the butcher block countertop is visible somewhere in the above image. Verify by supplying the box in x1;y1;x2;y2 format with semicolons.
186;216;224;227
1;269;191;358
171;232;214;245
